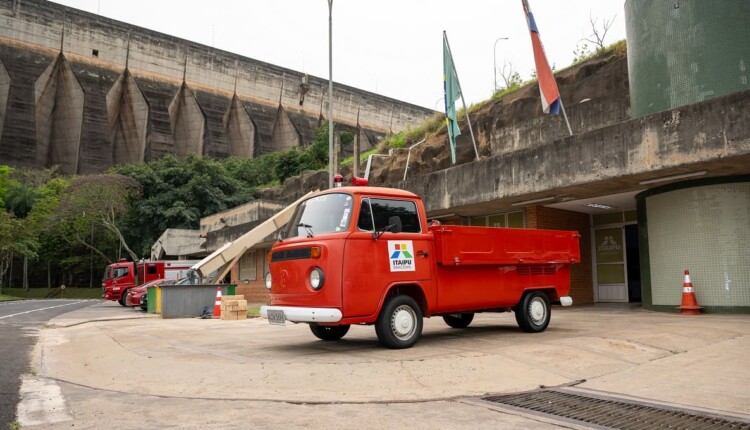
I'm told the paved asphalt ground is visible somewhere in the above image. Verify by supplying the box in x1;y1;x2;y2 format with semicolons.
0;299;96;428
15;302;750;429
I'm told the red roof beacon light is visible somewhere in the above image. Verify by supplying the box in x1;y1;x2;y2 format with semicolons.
351;176;369;187
333;174;344;188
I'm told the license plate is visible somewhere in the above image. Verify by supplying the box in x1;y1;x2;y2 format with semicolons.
267;309;286;326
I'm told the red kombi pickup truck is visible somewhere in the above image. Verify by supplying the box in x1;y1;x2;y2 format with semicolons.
260;184;580;349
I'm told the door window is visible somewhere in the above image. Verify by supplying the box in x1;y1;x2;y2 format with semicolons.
358;198;420;233
113;267;129;279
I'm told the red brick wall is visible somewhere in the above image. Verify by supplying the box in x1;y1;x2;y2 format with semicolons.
526;206;594;304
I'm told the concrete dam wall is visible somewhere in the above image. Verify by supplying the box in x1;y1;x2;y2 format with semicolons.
0;0;435;174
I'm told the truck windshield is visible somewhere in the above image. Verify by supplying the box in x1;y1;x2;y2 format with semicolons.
286;193;353;238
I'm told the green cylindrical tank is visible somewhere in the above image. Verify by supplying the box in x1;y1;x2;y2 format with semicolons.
625;0;750;118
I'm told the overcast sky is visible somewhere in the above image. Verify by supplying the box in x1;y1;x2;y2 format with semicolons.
51;0;627;110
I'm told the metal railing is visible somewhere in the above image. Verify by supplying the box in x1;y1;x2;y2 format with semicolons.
364;151;392;180
403;139;426;181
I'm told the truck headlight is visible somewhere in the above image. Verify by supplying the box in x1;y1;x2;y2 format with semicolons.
309;267;325;290
265;272;272;289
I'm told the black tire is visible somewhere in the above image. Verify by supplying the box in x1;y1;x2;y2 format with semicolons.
442;313;474;328
309;323;350;341
514;291;551;333
375;295;423;349
118;290;128;306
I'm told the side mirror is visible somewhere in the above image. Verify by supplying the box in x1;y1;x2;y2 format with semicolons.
388;216;402;233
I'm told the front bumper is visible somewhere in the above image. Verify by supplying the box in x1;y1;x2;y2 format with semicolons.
260;306;342;323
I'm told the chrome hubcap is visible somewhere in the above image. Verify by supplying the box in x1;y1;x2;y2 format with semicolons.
391;305;416;339
530;298;546;324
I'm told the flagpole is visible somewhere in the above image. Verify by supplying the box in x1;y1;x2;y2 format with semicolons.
560;100;573;136
443;32;479;161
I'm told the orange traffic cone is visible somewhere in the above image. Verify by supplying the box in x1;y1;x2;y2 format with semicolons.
677;269;702;315
213;287;222;318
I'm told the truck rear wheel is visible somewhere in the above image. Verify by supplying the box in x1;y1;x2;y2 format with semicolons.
514;291;551;333
309;323;350;341
442;313;474;328
375;295;423;349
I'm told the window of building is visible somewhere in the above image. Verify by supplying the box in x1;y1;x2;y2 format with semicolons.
468;211;525;228
239;251;257;281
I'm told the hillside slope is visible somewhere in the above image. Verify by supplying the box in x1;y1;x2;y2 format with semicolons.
259;45;629;201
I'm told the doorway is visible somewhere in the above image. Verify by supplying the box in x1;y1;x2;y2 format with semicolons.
624;225;641;302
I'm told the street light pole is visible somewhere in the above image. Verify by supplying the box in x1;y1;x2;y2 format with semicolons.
493;37;509;93
327;0;334;189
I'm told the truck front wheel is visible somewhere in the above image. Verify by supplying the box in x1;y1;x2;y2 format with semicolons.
375;295;423;349
442;313;474;328
309;323;350;341
118;291;128;307
515;291;551;333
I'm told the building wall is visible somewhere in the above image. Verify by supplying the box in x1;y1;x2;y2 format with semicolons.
527;206;594;305
403;88;750;216
0;0;435;173
625;0;750;117
638;177;750;312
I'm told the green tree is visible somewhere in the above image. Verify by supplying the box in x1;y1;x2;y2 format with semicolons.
275;150;302;183
5;182;38;218
0;210;37;293
0;165;13;209
572;42;592;64
308;122;330;167
55;174;142;262
340;131;354;149
26;177;99;288
222;153;281;188
114;155;254;257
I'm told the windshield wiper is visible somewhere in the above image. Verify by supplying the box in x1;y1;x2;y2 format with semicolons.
297;223;314;238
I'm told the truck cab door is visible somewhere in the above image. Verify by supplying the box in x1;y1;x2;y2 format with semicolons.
342;197;435;318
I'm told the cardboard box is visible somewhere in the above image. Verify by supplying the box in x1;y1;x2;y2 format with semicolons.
220;297;248;320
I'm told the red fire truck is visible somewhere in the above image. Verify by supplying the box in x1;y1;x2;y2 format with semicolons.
101;259;197;305
260;181;581;349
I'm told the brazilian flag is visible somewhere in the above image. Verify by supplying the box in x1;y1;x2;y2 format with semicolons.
443;31;461;164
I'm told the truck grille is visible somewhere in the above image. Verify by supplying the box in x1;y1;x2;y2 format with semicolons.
483;389;750;430
271;247;312;262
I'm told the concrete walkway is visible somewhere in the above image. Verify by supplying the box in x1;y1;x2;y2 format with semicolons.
22;302;750;428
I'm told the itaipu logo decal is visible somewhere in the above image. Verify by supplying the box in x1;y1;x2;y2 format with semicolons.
598;235;621;253
388;241;415;272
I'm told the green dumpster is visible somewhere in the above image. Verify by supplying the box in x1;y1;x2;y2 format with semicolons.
147;286;156;313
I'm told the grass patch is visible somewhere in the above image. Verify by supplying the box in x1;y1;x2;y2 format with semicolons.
8;421;21;430
247;307;260;317
1;288;101;299
340;148;379;167
0;294;21;301
379;113;445;151
569;39;627;68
